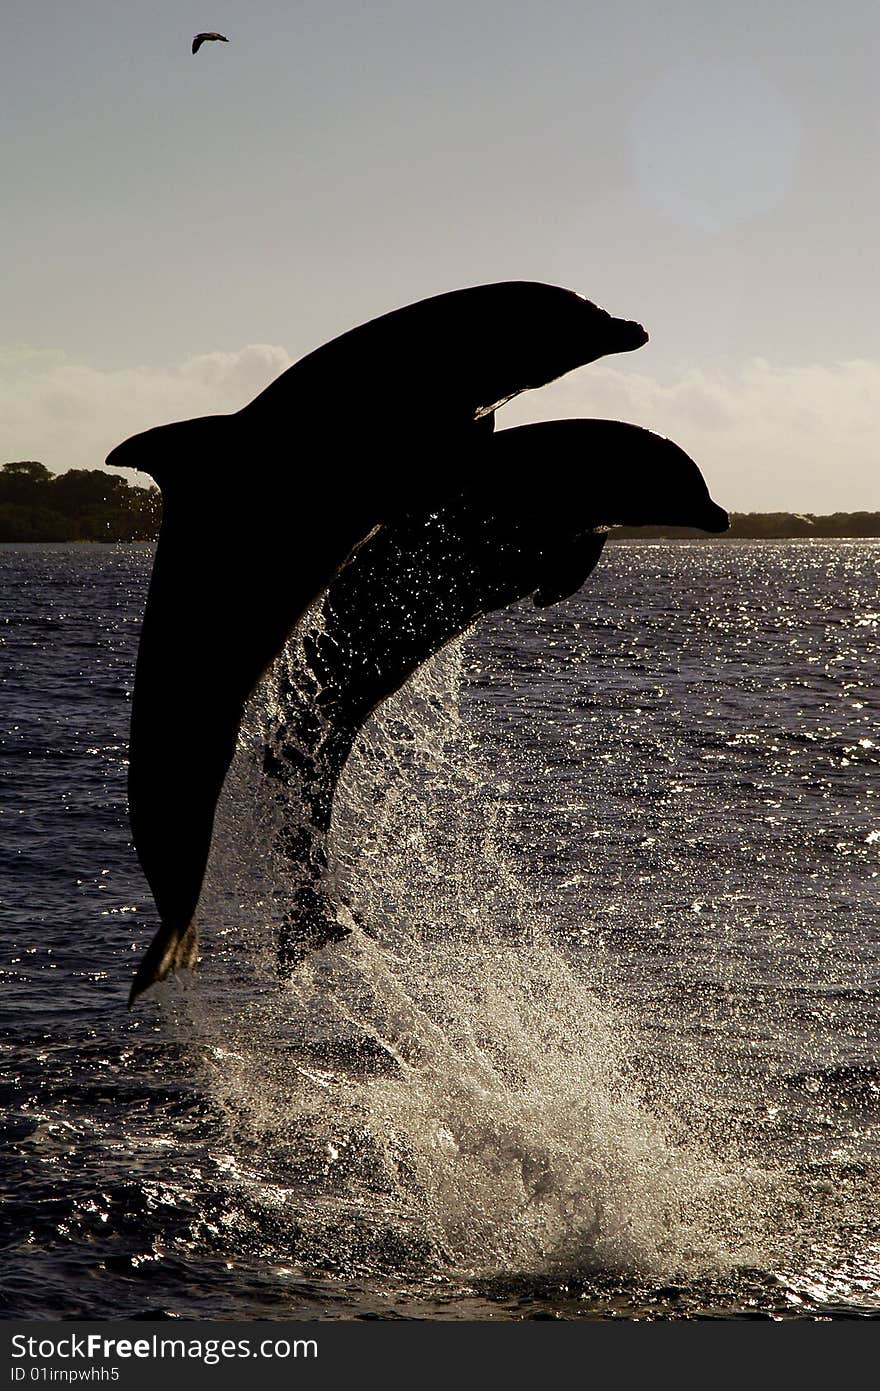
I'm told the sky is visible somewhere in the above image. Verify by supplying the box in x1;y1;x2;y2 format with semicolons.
3;0;878;511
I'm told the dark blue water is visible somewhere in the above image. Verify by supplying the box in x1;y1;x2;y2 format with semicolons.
2;541;878;1319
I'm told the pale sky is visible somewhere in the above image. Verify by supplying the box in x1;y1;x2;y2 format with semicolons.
3;1;878;511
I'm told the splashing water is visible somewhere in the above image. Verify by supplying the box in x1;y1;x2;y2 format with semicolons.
183;625;788;1287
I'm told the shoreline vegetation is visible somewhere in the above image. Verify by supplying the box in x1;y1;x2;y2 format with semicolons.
2;461;878;543
1;461;159;542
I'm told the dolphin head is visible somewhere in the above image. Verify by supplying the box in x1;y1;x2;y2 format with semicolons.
461;283;649;407
486;419;729;535
591;427;730;533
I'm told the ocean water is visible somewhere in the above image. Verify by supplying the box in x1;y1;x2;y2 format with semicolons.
1;539;878;1321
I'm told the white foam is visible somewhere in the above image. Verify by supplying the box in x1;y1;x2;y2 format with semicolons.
176;631;785;1280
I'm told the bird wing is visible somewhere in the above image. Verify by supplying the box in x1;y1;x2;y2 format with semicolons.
192;32;227;53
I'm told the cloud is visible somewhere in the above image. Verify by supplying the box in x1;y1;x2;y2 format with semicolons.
502;356;880;513
0;343;293;483
1;342;877;512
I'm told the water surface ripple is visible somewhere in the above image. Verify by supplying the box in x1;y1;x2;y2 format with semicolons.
1;540;878;1319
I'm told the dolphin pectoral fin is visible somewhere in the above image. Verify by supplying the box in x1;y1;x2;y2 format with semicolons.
532;533;608;608
128;917;200;1006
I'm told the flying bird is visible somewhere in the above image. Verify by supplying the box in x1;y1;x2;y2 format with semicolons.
192;32;228;54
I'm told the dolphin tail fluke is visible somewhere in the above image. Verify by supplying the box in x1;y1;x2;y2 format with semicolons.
128;918;200;1006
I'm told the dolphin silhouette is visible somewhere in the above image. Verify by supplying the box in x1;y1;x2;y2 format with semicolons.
106;282;724;1001
262;419;729;970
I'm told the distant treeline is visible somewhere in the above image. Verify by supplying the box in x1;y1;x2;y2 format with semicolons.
1;461;878;543
0;461;160;541
613;512;880;539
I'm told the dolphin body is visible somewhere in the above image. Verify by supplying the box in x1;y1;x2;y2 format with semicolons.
266;418;728;971
106;282;727;1001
